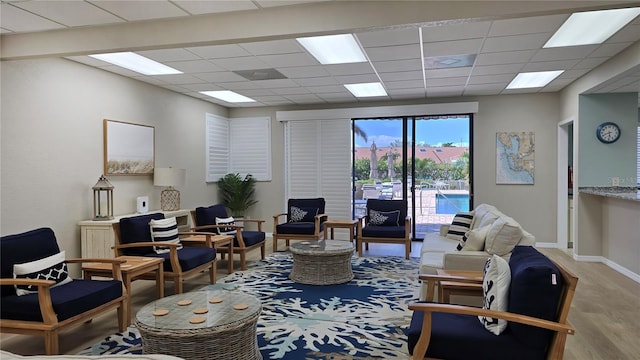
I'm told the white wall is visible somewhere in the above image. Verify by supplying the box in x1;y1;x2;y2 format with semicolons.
1;57;227;257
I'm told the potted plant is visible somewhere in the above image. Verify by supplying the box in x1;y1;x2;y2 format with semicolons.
217;173;258;217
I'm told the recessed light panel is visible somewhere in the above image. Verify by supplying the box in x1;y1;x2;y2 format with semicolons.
200;91;256;103
297;34;367;64
544;7;640;47
344;82;387;97
506;71;564;89
89;52;182;75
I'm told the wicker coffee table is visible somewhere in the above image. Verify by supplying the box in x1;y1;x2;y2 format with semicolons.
135;290;262;360
289;240;354;285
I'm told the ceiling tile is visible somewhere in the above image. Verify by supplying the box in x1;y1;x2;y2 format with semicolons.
378;70;423;82
421;21;491;42
193;72;246;82
374;59;422;73
384;80;425;89
258;53;318;67
278;66;331;79
255;0;328;8
520;60;579;72
255;78;300;88
425;67;472;79
356;28;420;47
530;46;598;62
0;3;65;32
482;33;550;53
149;74;206;85
468;74;514;85
305;84;348;93
573;57;608;69
89;0;188;21
333;74;380;84
293;76;339;86
608;24;640;43
422;39;483;57
325;62;375;76
240;39;303;55
137;48;200;62
165;60;223;73
186;44;252;59
488;14;566;37
472;64;524;76
217;81;262;91
270;87;310;95
427;86;464;97
365;44;421;61
211;57;272;71
12;1;124;27
426;77;468;87
171;0;257;15
589;42;633;58
474;50;536;66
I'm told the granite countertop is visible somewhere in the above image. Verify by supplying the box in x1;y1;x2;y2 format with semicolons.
578;187;640;202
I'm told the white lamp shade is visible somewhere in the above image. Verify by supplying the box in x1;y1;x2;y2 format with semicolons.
154;168;186;187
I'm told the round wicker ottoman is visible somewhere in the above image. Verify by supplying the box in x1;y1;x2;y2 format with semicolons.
289;240;355;285
135;290;262;360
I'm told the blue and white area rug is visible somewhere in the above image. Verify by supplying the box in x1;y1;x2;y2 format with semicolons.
79;253;421;359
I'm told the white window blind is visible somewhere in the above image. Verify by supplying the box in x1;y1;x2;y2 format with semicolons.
206;113;271;182
284;119;352;219
230;117;271;181
205;113;229;182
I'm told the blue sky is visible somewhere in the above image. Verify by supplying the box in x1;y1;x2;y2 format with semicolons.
354;117;470;148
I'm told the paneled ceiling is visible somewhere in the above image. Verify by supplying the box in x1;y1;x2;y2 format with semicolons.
2;0;639;108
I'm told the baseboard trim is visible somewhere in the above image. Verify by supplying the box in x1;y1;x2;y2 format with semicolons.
573;254;640;284
535;242;558;248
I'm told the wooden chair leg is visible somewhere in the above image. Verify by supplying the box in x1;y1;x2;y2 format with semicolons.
210;262;217;284
240;252;247;270
260;244;266;259
273;237;278;252
118;300;127;331
44;331;59;355
175;277;183;294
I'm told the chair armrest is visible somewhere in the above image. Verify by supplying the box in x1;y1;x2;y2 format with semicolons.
67;258;126;280
114;242;182;249
439;224;450;236
192;224;243;232
234;218;265;231
409;302;575;334
0;278;59;324
418;273;483;284
408;303;575;360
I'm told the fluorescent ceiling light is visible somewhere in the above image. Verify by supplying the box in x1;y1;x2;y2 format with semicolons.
89;52;182;75
297;34;367;64
506;71;564;89
544;7;640;47
200;90;256;103
344;82;387;97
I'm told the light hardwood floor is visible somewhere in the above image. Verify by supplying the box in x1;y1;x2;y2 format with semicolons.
2;240;639;359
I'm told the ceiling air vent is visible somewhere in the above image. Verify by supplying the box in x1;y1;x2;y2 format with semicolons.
233;68;288;81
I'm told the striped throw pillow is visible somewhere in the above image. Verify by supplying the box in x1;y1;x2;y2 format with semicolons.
446;211;474;244
149;217;182;254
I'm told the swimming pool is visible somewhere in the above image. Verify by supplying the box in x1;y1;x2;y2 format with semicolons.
436;194;470;214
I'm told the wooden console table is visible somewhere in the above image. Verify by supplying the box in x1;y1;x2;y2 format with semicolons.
79;209;190;259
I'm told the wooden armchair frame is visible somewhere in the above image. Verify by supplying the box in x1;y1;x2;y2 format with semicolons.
409;257;579;360
0;258;127;355
356;213;412;260
190;210;266;270
112;223;216;295
272;212;329;252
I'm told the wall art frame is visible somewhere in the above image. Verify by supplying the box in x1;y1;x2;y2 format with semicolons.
104;119;155;176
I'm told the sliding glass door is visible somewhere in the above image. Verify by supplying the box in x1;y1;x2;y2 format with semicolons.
353;115;472;239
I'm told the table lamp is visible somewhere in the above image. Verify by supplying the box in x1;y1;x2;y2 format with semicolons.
154;167;186;211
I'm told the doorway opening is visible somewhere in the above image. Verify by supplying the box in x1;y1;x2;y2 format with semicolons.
352;115;473;239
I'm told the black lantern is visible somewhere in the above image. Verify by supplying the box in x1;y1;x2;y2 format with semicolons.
92;175;114;220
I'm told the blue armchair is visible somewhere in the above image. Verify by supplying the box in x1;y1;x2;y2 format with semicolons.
407;246;579;360
112;213;217;294
272;198;328;252
192;204;266;270
0;228;126;354
356;199;411;259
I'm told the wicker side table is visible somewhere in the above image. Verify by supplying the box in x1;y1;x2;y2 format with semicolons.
135;290;262;360
289;240;354;285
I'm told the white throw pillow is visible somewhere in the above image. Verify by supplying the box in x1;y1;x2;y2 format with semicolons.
13;251;72;296
484;216;523;256
479;254;511;335
445;211;474;242
149;217;182;254
215;216;238;235
460;225;490;251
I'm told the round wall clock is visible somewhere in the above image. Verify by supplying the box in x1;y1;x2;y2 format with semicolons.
596;122;621;144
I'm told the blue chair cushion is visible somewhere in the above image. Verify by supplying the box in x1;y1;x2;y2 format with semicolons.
238;231;265;247
1;228;61;297
407;309;546;360
145;247;216;272
195;204;228;228
119;213;165;256
1;279;122;322
508;245;563;349
362;225;406;238
276;222;320;235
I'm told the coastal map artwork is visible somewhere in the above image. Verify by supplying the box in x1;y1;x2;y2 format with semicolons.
496;131;535;185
